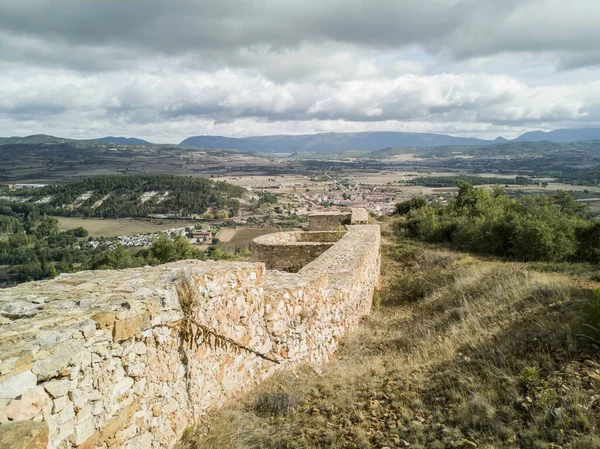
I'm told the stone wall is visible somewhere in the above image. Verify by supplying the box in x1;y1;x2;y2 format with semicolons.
250;231;343;272
308;212;350;231
308;208;369;231
0;220;380;449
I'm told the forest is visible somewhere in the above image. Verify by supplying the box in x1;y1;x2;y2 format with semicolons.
6;174;246;218
409;175;536;187
0;200;245;285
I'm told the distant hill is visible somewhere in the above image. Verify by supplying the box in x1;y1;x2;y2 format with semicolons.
6;127;600;153
0;175;246;218
94;136;151;145
0;134;76;145
514;128;600;143
0;134;152;146
179;132;491;152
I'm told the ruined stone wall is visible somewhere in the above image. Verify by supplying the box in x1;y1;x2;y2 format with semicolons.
308;208;370;231
0;222;380;449
308;212;350;231
250;231;343;272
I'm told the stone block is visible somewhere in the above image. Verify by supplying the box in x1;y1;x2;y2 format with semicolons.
32;339;85;380
111;376;134;399
74;418;95;446
113;313;150;342
91;312;115;329
52;396;69;413
44;379;71;398
0;351;33;377
0;421;49;449
0;370;37;400
0;386;48;421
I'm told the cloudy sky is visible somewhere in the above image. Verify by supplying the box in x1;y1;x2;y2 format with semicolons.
2;0;600;143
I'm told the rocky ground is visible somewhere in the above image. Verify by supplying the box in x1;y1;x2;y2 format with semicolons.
180;230;600;449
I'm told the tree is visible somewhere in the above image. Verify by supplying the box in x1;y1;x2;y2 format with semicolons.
395;195;427;215
552;191;588;217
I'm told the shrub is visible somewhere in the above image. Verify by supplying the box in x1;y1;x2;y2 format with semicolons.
254;392;298;416
396;184;589;263
395;195;427;215
581;289;600;343
575;222;600;263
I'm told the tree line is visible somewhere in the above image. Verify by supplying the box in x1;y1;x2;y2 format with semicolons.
395;182;600;263
0;200;246;285
409;175;536;188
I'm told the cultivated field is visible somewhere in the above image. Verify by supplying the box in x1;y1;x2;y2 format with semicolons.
55;217;195;237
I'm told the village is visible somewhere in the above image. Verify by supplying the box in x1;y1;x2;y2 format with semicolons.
87;226;215;249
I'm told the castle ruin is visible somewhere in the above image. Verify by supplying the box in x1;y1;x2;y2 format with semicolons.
0;210;380;449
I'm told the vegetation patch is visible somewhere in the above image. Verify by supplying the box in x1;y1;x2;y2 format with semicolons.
181;232;600;449
0;200;248;285
6;174;246;218
397;182;599;263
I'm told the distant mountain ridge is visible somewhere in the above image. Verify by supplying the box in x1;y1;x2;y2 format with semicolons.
514;128;600;143
4;127;600;152
0;134;152;146
180;128;600;152
95;136;151;145
179;132;489;152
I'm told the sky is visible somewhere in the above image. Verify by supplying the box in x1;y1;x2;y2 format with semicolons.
2;0;600;143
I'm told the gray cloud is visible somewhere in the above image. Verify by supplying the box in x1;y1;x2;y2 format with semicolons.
1;0;600;141
1;0;598;71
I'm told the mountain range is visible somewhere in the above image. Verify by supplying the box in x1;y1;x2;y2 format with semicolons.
179;128;600;152
3;128;600;152
0;134;151;145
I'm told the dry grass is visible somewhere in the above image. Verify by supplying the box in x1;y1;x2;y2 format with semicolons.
179;238;600;449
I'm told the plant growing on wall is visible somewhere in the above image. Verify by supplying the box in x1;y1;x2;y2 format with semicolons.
175;272;280;363
335;224;346;240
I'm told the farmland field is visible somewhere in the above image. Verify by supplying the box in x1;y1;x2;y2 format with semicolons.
55;217;195;238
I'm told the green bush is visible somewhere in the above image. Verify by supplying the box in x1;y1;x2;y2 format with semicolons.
395;195;427;215
397;183;591;263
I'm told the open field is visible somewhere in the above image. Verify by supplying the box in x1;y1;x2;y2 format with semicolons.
216;227;279;251
214;228;238;243
55;217;195;237
182;228;600;449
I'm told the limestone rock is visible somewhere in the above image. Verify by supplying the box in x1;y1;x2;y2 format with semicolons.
0;370;37;400
0;386;48;421
44;379;71;398
0;421;49;449
33;339;85;380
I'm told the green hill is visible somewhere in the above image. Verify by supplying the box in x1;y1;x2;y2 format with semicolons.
3;174;246;218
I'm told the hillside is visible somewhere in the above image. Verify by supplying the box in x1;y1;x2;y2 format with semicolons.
0;134;152;146
181;128;600;152
5;128;600;154
183;230;600;449
515;128;600;143
1;175;246;218
94;136;152;145
179;132;491;152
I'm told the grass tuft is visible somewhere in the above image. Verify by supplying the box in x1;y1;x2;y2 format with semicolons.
180;237;600;449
